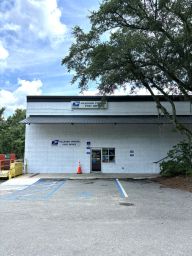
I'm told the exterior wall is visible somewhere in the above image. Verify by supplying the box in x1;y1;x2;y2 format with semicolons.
25;123;189;174
27;101;191;116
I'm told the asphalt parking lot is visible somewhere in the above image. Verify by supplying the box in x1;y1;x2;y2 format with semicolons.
0;178;192;256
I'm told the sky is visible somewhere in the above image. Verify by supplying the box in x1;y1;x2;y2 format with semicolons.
0;0;148;116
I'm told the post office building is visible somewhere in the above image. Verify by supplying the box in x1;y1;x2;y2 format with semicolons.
23;96;192;174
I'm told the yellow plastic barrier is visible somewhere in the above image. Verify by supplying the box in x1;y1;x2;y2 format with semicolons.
0;161;23;179
9;161;23;179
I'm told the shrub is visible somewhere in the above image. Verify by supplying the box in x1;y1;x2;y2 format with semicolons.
160;140;192;177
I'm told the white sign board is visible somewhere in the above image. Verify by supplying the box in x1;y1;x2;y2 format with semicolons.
52;140;80;146
71;101;107;109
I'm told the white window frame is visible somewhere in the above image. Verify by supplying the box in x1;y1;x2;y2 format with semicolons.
102;148;115;163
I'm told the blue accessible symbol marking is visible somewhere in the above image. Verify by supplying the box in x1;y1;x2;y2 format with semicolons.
79;192;93;198
0;179;66;201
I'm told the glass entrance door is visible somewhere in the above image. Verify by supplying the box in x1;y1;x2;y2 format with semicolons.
91;149;101;172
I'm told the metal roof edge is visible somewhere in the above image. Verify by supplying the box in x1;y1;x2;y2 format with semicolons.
28;114;191;118
21;115;192;125
27;95;191;103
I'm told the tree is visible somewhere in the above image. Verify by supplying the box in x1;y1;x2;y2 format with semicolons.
0;109;26;159
62;0;192;140
0;108;7;154
0;107;5;121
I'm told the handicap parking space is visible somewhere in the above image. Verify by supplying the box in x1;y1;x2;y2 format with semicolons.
53;179;121;201
0;179;65;201
0;178;126;201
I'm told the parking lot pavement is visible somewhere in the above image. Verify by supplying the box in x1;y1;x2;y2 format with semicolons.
0;179;121;201
0;179;192;256
53;179;120;201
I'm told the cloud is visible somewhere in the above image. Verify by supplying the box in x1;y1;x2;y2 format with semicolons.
0;79;43;115
0;23;21;32
0;41;9;70
80;89;101;96
26;0;67;46
80;86;153;96
0;0;67;46
80;88;128;96
0;41;9;60
0;0;68;73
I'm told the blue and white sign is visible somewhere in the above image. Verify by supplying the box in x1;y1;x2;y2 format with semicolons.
51;140;80;146
71;101;107;109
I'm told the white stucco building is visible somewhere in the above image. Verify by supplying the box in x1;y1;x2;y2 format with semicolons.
23;95;192;174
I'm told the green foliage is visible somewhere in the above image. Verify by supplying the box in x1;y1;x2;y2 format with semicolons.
62;0;192;95
62;0;192;139
160;141;192;177
0;108;26;159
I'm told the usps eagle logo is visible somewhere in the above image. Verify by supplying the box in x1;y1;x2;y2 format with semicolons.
72;101;80;107
52;140;59;146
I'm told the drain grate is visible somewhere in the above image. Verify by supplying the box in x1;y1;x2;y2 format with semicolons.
119;202;134;206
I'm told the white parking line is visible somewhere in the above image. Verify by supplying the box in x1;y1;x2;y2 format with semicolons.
115;179;128;198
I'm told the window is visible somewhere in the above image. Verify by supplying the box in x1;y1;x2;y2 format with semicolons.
102;148;115;163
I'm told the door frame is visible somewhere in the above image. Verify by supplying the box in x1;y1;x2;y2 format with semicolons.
91;148;102;172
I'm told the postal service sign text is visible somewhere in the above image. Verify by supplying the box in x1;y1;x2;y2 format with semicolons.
52;140;80;146
71;101;107;109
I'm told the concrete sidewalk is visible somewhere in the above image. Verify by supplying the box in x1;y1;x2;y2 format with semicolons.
0;172;158;200
0;173;159;193
26;173;159;180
